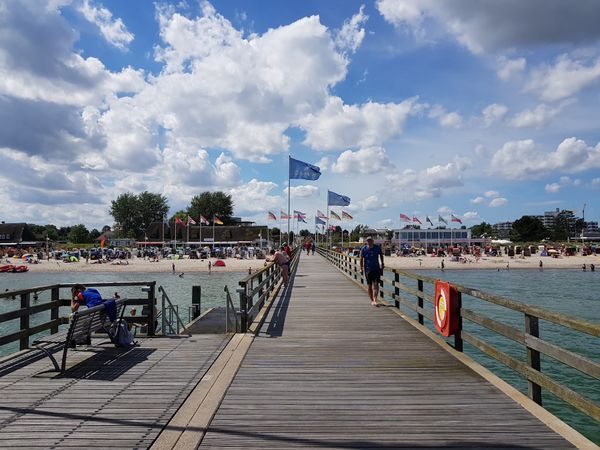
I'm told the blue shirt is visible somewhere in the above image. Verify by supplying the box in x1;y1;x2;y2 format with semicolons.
77;288;104;308
360;245;382;272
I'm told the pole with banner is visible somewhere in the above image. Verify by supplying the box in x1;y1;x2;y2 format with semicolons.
289;156;321;246
327;191;351;249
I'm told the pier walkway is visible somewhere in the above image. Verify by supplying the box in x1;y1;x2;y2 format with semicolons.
195;254;576;449
0;334;230;449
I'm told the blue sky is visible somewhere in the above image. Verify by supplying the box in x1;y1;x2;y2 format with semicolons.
1;0;599;231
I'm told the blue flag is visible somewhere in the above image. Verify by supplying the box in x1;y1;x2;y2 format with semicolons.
289;157;321;180
328;190;351;206
315;217;326;226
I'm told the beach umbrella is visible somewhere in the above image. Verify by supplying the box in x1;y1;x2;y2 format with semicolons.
214;260;226;267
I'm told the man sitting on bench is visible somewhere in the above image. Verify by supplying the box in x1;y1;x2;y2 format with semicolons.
71;284;104;312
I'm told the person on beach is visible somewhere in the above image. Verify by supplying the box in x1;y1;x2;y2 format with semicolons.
208;260;212;274
441;259;445;271
360;237;384;306
539;260;543;270
591;264;595;272
172;262;175;274
268;248;289;286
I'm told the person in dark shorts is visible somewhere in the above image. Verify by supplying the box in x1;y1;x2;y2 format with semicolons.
360;237;384;306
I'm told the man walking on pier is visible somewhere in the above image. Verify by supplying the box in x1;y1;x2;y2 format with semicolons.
360;237;384;306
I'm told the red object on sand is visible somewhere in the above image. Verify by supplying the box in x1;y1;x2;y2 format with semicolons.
214;260;226;267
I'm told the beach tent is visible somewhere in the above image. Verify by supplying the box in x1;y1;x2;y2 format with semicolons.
214;260;226;267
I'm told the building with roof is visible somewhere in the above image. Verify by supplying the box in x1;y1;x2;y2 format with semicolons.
0;223;38;247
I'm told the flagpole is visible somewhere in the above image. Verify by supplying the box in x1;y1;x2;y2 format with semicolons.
199;221;202;248
327;203;330;249
212;214;215;252
186;221;189;245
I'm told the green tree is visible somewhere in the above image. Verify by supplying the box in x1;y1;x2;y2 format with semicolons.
270;227;280;237
188;191;234;222
44;225;59;241
170;209;188;221
58;226;71;241
68;224;90;244
89;228;101;241
110;191;169;239
471;222;494;237
350;224;367;241
510;216;547;242
299;229;310;237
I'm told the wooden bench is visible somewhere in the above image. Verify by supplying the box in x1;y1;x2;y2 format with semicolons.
32;298;128;372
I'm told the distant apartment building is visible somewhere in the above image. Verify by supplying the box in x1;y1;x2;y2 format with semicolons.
492;221;512;238
586;221;599;233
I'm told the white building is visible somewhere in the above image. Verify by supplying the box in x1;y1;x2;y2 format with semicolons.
392;228;480;247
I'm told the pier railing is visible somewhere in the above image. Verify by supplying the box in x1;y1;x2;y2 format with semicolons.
237;247;300;332
317;247;600;426
0;281;157;353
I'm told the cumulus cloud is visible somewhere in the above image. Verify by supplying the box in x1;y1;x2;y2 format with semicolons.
482;103;508;127
300;96;417;151
544;176;581;193
331;147;393;174
509;104;561;128
489;197;508;207
490;137;600;180
315;156;332;172
376;0;600;54
354;195;389;211
463;211;480;221
428;105;462;128
437;206;453;214
497;56;526;81
229;179;280;215
526;54;600;101
77;0;134;50
283;185;319;198
484;190;500;198
470;196;485;205
386;159;470;200
334;5;368;54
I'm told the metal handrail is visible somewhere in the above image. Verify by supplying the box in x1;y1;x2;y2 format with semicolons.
317;247;600;425
157;285;190;336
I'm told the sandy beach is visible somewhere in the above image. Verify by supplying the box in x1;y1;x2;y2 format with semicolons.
13;257;269;274
8;252;600;273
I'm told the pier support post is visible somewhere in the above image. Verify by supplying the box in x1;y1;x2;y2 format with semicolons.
192;286;201;319
454;292;463;352
525;314;542;405
50;287;59;334
238;283;248;333
20;293;30;350
394;272;400;310
417;279;424;325
147;282;156;336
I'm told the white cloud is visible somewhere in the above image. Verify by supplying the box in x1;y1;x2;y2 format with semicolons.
463;211;480;221
334;5;368;54
315;156;332;172
437;206;453;214
482;103;508;127
497;56;526;81
229;179;280;215
386;159;470;200
331;147;393;174
378;218;394;227
544;176;581;193
484;190;500;198
509;104;561;128
77;0;134;50
490;137;600;180
489;197;508;207
300;96;417;150
354;195;389;211
591;178;600;189
376;0;600;54
283;185;319;198
428;105;462;128
470;196;485;205
526;54;600;101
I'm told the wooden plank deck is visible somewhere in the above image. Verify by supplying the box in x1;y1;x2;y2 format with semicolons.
198;254;575;449
0;334;230;449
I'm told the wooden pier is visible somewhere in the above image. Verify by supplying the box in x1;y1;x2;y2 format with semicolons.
0;252;597;449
